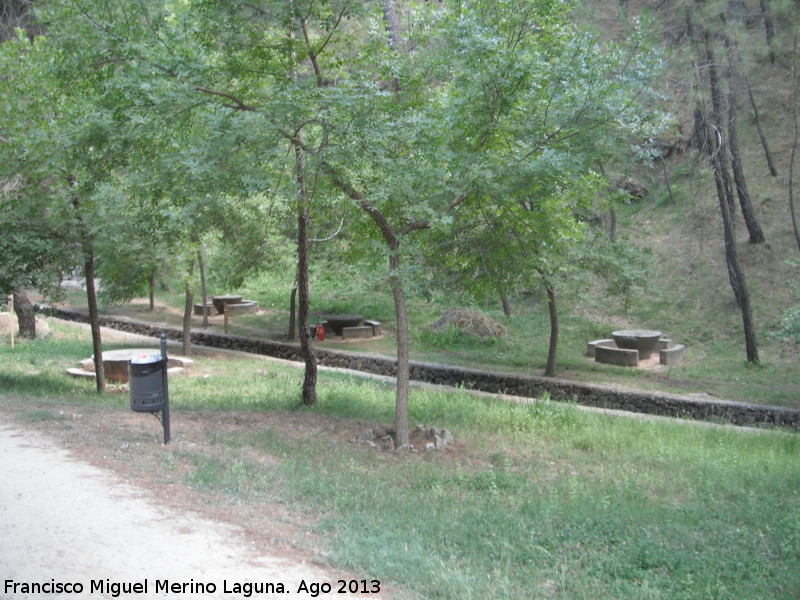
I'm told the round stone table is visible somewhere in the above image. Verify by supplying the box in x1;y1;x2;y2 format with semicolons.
612;329;663;360
95;349;163;384
72;349;193;384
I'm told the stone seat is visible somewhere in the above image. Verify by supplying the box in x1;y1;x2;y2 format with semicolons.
342;325;373;340
594;341;640;367
225;301;259;315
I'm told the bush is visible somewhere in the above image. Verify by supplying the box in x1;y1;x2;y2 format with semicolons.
776;307;800;344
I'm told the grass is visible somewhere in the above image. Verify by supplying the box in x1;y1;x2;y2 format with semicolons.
38;189;800;409
42;259;800;408
2;329;799;599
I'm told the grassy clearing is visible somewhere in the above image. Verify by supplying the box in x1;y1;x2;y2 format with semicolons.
2;331;799;599
40;181;800;410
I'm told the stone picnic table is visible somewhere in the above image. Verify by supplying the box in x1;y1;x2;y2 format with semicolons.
67;348;193;384
612;329;663;360
211;295;244;314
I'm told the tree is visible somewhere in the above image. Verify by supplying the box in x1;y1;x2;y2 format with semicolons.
700;26;759;363
23;0;662;445
422;14;664;377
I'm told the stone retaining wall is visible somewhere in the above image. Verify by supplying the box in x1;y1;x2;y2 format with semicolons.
46;307;800;430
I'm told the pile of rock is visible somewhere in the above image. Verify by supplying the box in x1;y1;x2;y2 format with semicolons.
352;424;455;452
431;308;507;339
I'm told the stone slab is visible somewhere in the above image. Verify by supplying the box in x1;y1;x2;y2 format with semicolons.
342;325;373;340
660;344;686;366
586;339;614;358
225;301;259;316
194;303;217;316
211;295;243;314
595;344;639;367
364;320;383;336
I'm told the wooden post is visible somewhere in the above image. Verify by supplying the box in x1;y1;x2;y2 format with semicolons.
224;304;229;334
9;295;14;350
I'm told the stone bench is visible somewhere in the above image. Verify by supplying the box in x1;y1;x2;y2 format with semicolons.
342;325;374;340
194;302;217;316
225;301;259;316
660;344;686;366
586;339;614;358
594;341;640;367
364;320;383;336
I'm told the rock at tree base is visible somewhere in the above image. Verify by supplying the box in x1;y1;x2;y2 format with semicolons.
352;424;455;452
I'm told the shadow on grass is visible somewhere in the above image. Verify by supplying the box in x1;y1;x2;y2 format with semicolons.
0;371;95;399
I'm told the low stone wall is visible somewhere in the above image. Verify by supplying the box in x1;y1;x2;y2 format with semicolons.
45;307;800;430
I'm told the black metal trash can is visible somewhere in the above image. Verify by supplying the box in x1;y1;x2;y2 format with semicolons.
129;355;167;413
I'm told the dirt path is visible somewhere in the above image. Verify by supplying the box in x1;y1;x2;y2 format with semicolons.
0;419;383;600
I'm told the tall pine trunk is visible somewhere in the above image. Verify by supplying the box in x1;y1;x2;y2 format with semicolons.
704;31;759;363
790;29;800;254
725;36;765;244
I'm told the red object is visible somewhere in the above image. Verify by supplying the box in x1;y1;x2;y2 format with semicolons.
316;324;325;341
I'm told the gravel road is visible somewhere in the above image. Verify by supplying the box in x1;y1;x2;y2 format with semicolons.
0;420;380;600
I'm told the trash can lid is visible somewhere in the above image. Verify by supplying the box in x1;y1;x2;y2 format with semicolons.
130;353;162;364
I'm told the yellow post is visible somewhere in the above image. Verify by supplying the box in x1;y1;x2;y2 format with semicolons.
9;294;14;350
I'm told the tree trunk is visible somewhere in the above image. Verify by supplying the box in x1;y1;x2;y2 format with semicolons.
288;286;297;340
148;272;156;311
383;0;401;49
716;166;760;363
790;29;800;254
659;155;674;205
704;32;737;228
692;105;713;155
295;144;317;406
182;258;194;356
72;195;105;393
742;73;778;177
198;249;208;328
12;289;35;339
499;287;512;318
289;2;317;406
389;250;410;449
725;38;766;244
544;285;558;377
84;250;106;393
705;31;759;363
759;0;776;64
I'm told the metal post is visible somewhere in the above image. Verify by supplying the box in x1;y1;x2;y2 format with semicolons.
160;334;171;444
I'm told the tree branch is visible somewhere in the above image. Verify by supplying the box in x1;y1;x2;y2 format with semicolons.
151;64;259;111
